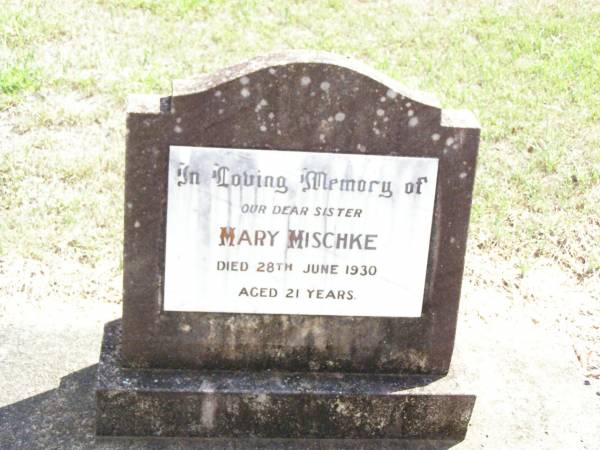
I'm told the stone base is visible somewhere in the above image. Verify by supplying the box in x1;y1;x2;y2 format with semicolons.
96;321;475;442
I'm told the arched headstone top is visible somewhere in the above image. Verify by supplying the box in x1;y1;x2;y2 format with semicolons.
130;51;478;125
171;51;442;108
127;51;478;156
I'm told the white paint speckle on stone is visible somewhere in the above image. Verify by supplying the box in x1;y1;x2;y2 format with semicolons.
127;202;132;209
255;393;268;406
357;143;366;153
218;108;224;115
320;81;330;92
376;109;385;117
408;117;419;127
405;102;412;107
301;76;311;86
277;129;282;135
255;99;268;112
450;237;456;244
452;144;459;150
446;137;455;146
380;96;386;102
383;117;389;122
214;90;222;97
319;133;325;142
201;396;217;429
431;133;441;141
335;112;346;122
176;117;182;123
174;125;183;133
180;323;191;332
240;76;249;85
240;88;250;98
407;109;414;117
386;89;397;99
459;172;468;179
268;112;275;119
327;116;333;122
373;127;380;135
260;125;267;132
134;220;140;228
268;68;276;75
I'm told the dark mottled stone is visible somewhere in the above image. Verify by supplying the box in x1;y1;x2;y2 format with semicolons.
120;51;480;375
97;321;475;441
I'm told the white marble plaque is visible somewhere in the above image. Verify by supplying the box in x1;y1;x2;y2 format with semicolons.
163;146;438;317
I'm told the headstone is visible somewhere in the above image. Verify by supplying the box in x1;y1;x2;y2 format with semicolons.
96;51;480;443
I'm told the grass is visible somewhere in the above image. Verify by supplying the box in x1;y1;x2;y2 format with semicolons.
0;0;599;301
0;52;42;98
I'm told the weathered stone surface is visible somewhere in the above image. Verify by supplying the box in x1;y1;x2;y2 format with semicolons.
121;51;480;374
97;321;475;441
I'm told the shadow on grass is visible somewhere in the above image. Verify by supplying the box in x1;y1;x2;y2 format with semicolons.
0;365;459;449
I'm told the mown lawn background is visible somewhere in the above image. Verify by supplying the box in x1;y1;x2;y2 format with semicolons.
1;0;599;306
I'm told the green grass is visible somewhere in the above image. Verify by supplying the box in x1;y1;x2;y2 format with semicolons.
1;0;599;288
0;52;42;97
